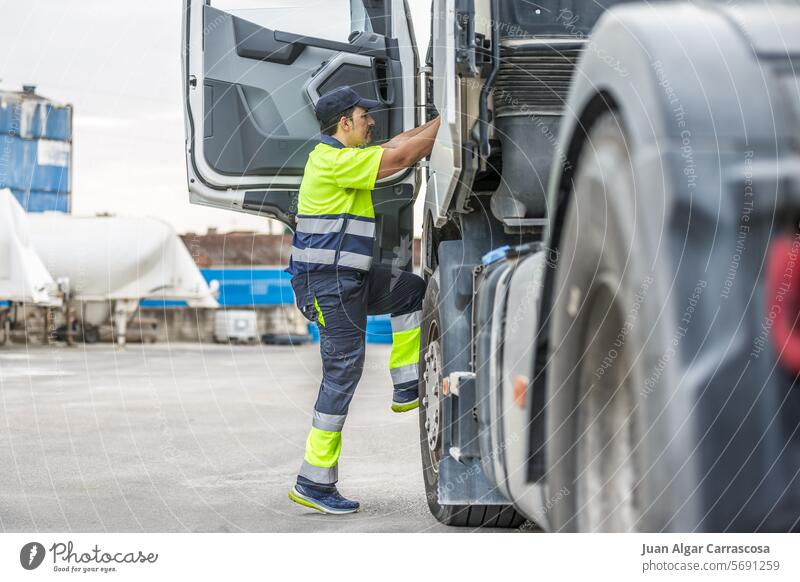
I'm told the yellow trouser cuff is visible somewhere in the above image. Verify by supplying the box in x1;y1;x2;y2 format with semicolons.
304;427;341;468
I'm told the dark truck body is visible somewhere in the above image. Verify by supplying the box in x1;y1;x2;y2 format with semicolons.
421;0;800;531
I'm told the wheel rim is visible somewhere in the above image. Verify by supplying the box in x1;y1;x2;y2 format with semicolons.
422;320;442;470
575;280;640;532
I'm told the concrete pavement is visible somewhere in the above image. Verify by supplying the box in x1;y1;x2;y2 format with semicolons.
0;342;527;532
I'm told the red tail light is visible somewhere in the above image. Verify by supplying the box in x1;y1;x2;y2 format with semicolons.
767;234;800;372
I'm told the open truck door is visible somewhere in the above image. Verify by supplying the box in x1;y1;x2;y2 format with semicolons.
182;0;420;266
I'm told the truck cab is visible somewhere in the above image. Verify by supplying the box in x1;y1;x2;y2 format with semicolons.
417;0;800;532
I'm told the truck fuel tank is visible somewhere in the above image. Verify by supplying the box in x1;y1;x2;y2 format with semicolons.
474;244;548;496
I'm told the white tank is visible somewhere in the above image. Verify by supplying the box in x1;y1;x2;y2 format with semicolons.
27;213;218;327
0;189;60;305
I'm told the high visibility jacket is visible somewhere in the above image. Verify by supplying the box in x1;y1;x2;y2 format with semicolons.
287;134;385;275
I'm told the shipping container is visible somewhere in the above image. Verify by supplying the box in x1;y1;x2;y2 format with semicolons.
0;85;72;213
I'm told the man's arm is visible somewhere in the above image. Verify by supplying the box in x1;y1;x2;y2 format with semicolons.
382;117;439;149
377;116;440;179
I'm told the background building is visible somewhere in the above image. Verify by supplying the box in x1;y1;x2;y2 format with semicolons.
0;85;72;212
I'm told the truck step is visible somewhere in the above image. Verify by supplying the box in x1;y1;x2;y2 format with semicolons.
446;371;475;396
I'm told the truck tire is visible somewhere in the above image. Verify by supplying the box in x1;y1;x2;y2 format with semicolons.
419;273;526;528
546;112;692;532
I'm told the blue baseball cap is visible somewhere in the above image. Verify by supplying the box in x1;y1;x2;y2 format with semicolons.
314;85;379;122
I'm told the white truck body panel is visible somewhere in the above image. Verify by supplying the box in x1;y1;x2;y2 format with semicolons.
425;0;462;228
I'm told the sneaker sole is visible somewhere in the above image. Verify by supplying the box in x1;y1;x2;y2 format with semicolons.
391;399;419;413
288;487;359;515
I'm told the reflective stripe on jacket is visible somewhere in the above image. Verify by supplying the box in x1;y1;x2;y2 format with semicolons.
287;134;384;275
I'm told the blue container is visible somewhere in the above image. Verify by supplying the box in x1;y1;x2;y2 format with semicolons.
365;314;392;344
201;267;294;306
140;268;294;308
308;315;392;345
0;87;72;213
139;267;394;345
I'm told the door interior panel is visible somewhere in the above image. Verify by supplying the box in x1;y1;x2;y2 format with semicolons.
185;0;419;263
231;13;395;64
313;58;390;143
202;4;403;177
231;15;306;65
372;183;415;269
204;78;311;176
241;190;297;225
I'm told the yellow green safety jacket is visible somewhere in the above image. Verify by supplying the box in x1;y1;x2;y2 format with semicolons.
287;134;385;275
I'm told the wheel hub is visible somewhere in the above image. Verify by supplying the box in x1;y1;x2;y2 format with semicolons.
422;337;442;452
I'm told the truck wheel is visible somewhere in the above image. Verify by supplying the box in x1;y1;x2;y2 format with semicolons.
419;273;525;528
546;112;689;532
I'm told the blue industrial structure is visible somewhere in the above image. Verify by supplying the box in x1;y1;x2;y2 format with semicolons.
202;267;294;306
0;85;72;212
141;267;392;344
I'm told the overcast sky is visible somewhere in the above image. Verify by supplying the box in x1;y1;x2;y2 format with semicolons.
0;0;430;235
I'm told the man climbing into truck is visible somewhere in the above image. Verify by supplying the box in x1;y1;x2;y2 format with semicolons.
286;85;440;514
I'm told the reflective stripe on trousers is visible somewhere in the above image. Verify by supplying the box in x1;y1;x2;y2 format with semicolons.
297;412;348;485
389;310;422;390
291;266;426;485
299;426;341;484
